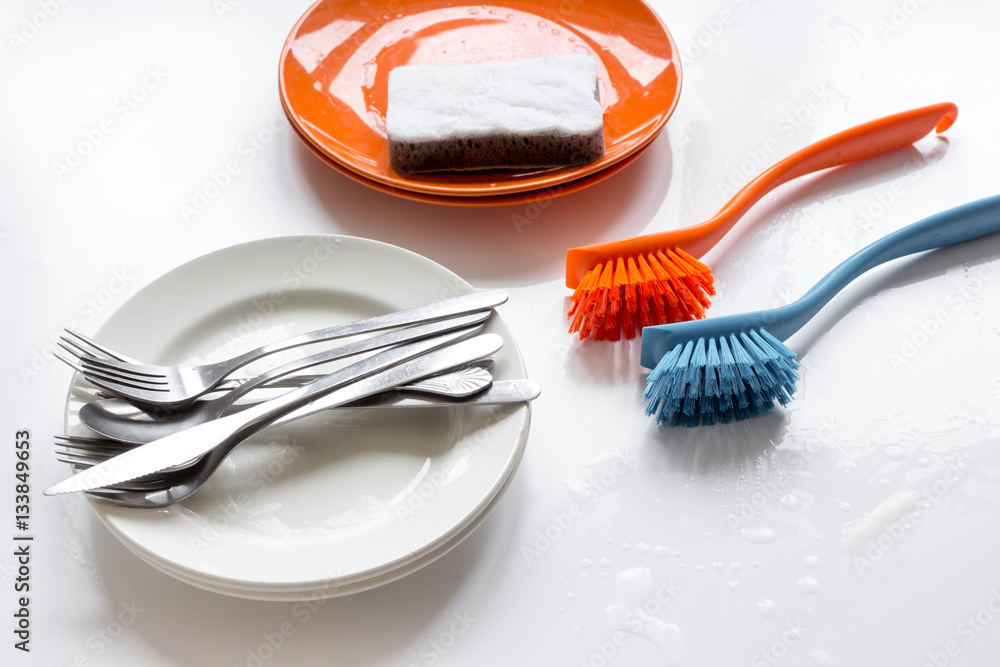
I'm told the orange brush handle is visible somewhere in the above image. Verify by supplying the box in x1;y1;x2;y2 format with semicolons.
565;102;958;288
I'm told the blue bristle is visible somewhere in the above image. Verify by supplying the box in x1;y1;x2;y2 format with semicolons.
642;327;800;427
643;342;684;418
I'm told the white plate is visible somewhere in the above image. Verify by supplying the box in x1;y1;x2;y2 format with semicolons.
63;235;530;600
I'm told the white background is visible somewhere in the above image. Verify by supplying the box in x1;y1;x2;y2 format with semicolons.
3;0;1000;665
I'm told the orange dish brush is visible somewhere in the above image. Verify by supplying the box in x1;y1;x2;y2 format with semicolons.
565;102;958;341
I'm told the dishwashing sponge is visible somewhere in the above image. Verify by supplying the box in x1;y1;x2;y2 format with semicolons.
386;54;605;173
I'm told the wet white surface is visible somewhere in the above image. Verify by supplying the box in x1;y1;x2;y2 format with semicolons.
4;0;1000;665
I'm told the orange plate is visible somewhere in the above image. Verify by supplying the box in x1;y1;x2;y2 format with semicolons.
278;0;680;198
290;117;651;207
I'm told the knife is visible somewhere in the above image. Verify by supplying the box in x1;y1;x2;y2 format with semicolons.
45;332;502;495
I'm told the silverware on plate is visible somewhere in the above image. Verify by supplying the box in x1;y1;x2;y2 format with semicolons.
46;332;504;501
58;289;508;408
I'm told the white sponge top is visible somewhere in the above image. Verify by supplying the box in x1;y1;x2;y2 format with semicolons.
386;53;603;142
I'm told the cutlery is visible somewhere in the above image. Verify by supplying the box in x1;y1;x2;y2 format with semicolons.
45;332;503;497
59;289;507;408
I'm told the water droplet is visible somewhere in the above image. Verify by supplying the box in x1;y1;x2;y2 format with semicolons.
573;44;590;54
712;562;724;572
740;526;777;544
621;542;631;551
361;62;377;88
552;28;560;35
838;501;852;512
636;542;652;555
729;581;739;590
599;558;612;568
730;562;742;571
652;545;670;558
780;493;802;510
468;7;479;14
797;576;820;593
696;565;706;572
884;446;907;461
757;599;776;617
918;457;932;467
582;558;593;567
804;555;819;568
538;20;548;27
810;649;837;666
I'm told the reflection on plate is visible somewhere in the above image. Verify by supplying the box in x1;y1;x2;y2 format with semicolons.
291;117;651;207
278;0;680;197
64;236;530;600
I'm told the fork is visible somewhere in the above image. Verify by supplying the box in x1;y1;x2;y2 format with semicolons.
48;333;506;504
60;310;489;418
57;288;507;408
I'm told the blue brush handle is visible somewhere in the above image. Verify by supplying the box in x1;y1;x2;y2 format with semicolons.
641;194;1000;368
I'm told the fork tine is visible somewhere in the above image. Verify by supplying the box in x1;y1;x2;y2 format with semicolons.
56;461;174;491
55;434;135;455
62;329;141;364
53;348;86;374
77;373;182;406
80;357;167;387
77;364;171;391
55;438;179;490
57;336;90;360
79;372;170;396
77;355;168;381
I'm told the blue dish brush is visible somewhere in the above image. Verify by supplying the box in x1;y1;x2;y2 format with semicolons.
640;194;1000;427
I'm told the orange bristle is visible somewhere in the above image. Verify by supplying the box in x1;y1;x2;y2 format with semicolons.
567;247;716;341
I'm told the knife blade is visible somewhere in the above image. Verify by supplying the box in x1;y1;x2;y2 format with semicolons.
45;332;503;495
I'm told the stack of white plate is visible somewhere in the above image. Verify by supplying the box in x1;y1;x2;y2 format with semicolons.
64;236;531;600
278;0;682;207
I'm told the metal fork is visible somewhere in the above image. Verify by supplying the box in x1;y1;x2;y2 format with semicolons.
58;311;490;413
50;334;507;505
57;289;507;408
